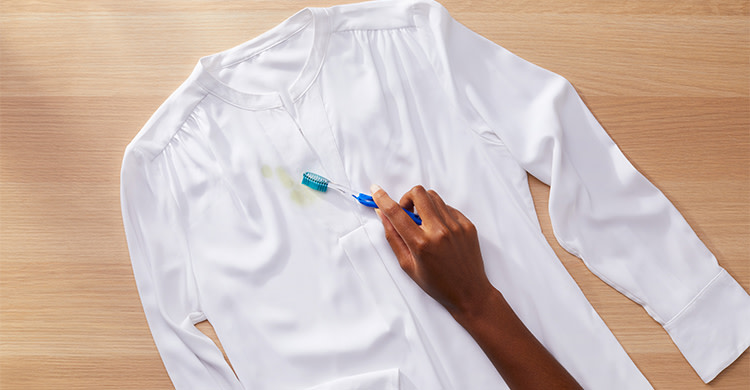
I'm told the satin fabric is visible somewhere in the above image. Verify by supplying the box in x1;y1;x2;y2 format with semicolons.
120;1;750;388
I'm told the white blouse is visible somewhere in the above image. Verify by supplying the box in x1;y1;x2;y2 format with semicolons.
120;0;750;388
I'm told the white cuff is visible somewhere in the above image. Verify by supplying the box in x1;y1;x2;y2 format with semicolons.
664;268;750;383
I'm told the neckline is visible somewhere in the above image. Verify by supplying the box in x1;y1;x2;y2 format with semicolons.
194;7;330;110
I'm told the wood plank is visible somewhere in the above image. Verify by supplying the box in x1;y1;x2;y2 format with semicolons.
1;1;747;388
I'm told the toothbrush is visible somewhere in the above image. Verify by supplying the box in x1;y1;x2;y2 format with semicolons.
301;172;422;225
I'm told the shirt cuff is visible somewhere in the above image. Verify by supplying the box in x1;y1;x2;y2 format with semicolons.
664;268;750;383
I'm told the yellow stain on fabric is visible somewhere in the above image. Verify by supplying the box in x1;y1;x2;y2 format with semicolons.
261;164;317;206
276;167;295;189
260;165;273;178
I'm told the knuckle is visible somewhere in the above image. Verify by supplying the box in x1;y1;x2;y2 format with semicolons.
411;185;427;195
427;189;444;204
413;236;429;253
463;220;477;234
398;193;412;206
382;202;401;215
433;226;450;241
446;220;462;233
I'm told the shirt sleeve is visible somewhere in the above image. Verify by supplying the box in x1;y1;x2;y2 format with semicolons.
120;146;244;390
412;0;750;382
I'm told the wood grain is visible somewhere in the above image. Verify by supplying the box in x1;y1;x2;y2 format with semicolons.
1;1;747;388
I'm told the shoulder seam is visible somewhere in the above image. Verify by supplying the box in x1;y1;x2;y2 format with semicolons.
147;90;210;162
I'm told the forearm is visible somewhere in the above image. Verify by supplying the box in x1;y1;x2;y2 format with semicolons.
450;288;582;390
371;186;580;388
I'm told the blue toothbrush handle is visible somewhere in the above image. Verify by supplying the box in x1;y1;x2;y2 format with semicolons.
354;194;422;225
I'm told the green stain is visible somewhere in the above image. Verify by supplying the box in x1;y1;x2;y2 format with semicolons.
261;165;318;206
290;188;315;206
260;165;273;178
276;167;295;189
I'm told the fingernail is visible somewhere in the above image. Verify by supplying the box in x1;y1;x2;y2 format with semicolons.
370;184;382;194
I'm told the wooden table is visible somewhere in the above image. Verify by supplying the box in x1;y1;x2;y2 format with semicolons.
1;1;747;388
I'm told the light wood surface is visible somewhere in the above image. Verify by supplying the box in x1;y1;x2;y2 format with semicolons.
1;1;747;388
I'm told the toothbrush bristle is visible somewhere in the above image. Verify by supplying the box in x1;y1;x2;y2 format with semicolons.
301;172;330;192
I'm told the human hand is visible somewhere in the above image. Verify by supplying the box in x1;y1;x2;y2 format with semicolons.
371;184;494;318
372;185;582;389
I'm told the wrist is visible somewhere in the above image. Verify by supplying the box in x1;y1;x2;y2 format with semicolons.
448;283;500;326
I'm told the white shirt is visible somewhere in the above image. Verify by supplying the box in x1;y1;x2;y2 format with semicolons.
120;1;750;388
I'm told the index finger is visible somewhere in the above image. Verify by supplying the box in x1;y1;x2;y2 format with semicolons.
399;186;443;228
370;184;423;245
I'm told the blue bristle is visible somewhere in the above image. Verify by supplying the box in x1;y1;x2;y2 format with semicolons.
301;172;329;192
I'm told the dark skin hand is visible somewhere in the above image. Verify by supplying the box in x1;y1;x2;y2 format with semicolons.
371;184;582;390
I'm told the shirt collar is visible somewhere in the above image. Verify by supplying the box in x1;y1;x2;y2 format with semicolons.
194;6;331;110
